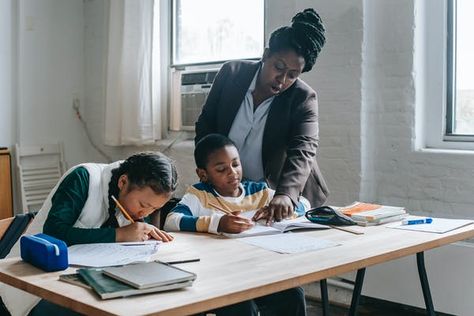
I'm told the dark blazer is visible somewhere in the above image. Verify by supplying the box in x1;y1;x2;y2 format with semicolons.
195;60;329;207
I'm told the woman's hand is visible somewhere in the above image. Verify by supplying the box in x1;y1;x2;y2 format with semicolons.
218;212;254;234
116;222;174;242
253;195;294;225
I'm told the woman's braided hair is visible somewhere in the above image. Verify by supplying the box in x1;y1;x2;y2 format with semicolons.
103;152;178;227
268;8;326;72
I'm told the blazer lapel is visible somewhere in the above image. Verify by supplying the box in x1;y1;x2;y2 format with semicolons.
221;62;261;136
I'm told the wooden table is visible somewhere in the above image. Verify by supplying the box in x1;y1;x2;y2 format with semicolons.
0;224;473;316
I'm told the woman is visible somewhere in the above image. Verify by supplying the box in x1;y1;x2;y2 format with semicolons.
196;8;329;223
2;152;177;316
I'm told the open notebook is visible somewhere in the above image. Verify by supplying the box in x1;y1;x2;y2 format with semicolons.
223;215;329;238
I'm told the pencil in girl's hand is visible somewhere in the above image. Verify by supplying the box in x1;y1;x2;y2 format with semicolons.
111;195;135;223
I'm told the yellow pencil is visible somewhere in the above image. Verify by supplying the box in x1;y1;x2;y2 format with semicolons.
111;195;135;223
208;201;233;215
208;201;252;225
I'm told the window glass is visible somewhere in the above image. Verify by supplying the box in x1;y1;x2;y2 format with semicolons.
451;0;474;134
173;0;264;65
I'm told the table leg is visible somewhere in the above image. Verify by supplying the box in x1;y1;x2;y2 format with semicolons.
416;252;435;316
348;268;366;316
320;278;330;316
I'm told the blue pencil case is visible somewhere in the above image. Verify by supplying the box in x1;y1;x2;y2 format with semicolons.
20;233;68;272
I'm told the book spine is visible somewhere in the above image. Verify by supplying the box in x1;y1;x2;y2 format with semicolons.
78;269;105;293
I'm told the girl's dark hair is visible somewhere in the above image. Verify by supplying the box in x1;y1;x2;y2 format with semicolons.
268;8;326;72
103;152;178;227
194;134;237;169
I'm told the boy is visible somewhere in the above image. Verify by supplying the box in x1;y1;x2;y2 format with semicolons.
164;134;310;234
164;134;309;316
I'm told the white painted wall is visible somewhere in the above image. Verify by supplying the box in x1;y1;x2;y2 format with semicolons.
17;0;89;167
360;1;474;315
364;0;474;221
266;1;364;206
0;0;15;147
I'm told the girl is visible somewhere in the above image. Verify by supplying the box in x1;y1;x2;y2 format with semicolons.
1;152;178;316
42;152;177;245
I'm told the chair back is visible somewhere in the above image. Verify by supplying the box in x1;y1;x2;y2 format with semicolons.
0;213;35;259
14;143;66;213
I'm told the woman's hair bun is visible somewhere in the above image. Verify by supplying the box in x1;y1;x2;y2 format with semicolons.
268;8;326;72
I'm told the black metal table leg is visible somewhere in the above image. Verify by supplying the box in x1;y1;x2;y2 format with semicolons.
417;252;435;316
320;278;330;316
348;268;366;316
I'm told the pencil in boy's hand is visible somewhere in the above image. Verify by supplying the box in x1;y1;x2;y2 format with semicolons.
208;201;233;215
111;195;135;223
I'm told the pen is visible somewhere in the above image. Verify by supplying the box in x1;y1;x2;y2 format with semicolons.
111;195;135;223
401;218;433;225
164;258;201;265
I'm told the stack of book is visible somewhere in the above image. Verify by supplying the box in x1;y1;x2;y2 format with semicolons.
339;202;408;226
59;261;196;299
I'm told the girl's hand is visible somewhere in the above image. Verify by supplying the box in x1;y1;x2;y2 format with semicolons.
148;225;174;242
116;222;174;242
218;213;254;233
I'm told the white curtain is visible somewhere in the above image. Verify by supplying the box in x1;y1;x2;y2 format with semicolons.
104;0;162;146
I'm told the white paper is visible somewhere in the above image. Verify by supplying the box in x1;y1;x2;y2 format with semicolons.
387;216;474;234
238;233;340;254
68;242;159;267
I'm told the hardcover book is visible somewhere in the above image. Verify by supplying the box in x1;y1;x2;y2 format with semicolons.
102;261;197;289
77;266;194;299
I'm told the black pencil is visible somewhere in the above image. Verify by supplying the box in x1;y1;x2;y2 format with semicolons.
164;258;200;265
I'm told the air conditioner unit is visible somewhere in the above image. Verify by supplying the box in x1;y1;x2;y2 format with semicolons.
170;68;219;131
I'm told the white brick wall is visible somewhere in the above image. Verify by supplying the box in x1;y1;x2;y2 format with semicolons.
287;0;364;207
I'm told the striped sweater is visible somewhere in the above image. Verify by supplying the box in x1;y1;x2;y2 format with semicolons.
164;181;309;234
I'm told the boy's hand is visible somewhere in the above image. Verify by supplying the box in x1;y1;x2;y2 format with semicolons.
116;222;174;242
252;206;271;223
253;195;294;225
218;212;254;233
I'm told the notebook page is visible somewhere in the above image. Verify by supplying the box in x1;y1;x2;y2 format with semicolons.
68;242;159;267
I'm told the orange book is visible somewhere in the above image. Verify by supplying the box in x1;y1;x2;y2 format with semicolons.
339;202;382;216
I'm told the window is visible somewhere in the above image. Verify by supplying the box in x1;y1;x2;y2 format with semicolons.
421;0;474;150
446;0;474;138
172;0;264;66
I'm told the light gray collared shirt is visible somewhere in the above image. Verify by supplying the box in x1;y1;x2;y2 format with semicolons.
228;67;275;181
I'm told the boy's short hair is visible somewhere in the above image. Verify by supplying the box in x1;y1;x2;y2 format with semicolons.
194;134;237;169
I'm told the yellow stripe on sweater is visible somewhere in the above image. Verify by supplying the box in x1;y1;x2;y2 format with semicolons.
196;216;211;232
187;186;271;213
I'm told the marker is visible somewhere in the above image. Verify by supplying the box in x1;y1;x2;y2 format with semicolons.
402;218;433;225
